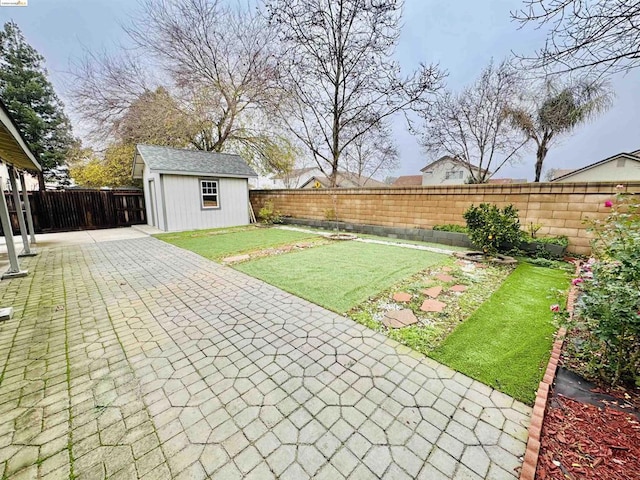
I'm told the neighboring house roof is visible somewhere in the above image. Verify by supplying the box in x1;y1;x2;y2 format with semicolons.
420;155;488;175
300;172;387;188
393;175;423;186
550;151;640;182
549;169;576;181
0;98;41;172
488;178;528;184
272;166;318;180
132;144;257;179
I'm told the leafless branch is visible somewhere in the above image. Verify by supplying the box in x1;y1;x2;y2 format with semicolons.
513;0;640;75
416;59;527;183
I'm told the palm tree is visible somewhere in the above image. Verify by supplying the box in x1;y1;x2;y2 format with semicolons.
508;79;613;182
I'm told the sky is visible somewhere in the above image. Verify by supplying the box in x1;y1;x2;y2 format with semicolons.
2;0;639;181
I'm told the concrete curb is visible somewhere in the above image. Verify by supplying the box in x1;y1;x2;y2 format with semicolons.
519;262;581;480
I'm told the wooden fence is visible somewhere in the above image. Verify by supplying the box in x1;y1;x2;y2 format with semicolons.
1;189;146;235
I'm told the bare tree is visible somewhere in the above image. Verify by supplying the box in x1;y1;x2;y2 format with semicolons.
343;120;399;180
416;60;527;183
508;78;612;182
117;87;193;146
513;0;640;75
265;0;444;187
69;0;294;173
68;50;154;143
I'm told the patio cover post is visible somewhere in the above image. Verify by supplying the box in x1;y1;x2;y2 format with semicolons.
7;166;33;257
0;173;27;278
19;172;36;245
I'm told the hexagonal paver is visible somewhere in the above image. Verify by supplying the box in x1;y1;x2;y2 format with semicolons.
0;235;530;480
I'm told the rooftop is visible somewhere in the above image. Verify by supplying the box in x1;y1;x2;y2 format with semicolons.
133;144;257;179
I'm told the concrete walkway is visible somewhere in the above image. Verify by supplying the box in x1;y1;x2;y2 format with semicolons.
0;236;531;479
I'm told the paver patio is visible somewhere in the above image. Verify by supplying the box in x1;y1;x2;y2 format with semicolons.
0;237;531;479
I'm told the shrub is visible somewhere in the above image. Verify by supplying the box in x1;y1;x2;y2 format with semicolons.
432;224;468;233
569;189;640;386
324;208;337;221
463;203;523;255
522;234;569;247
258;201;283;224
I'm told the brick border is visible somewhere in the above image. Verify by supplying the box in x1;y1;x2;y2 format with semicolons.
519;262;581;480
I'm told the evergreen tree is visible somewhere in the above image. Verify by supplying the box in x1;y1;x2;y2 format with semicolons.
0;21;74;188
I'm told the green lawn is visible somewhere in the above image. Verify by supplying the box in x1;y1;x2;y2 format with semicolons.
430;262;570;404
235;241;447;313
155;226;318;261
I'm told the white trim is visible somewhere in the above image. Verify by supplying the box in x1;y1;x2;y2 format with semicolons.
0;103;41;171
149;169;256;179
200;178;220;210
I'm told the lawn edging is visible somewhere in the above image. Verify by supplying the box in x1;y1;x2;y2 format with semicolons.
520;262;581;480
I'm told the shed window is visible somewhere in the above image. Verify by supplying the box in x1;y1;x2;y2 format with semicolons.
445;170;463;180
200;180;219;208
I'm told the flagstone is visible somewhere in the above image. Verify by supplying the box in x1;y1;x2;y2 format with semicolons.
392;292;412;303
381;310;419;329
435;274;455;282
422;286;443;298
420;299;447;313
449;285;468;293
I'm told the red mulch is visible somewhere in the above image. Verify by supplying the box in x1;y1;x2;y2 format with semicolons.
537;395;640;480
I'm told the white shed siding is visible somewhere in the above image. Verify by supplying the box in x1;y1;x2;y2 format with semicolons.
142;167;164;230
161;174;249;231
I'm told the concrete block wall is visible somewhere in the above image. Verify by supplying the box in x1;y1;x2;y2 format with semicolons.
250;182;640;255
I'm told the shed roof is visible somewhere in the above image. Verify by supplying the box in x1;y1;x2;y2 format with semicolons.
0;99;41;172
132;144;257;179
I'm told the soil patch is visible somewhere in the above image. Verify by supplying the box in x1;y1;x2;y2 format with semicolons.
221;238;330;264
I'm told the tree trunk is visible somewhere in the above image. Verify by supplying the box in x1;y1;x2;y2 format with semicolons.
534;144;548;182
38;171;46;191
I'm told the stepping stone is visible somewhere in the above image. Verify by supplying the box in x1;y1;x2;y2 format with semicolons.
420;299;446;313
449;285;468;293
435;274;455;282
222;254;251;263
392;292;412;302
381;309;419;329
441;266;453;272
422;286;443;298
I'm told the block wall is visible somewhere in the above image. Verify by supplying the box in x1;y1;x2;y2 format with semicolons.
250;182;640;255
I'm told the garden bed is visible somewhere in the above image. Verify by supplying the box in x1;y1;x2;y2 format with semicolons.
537;395;640;480
349;260;571;404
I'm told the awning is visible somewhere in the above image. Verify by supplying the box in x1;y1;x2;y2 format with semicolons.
0;99;41;172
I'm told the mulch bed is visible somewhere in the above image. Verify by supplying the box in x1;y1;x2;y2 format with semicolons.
537;395;640;480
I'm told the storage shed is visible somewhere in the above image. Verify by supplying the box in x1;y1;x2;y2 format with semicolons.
132;145;257;232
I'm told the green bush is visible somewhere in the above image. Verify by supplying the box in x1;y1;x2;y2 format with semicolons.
432;224;468;233
463;203;523;255
522;234;569;247
569;190;640;387
258;201;283;224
